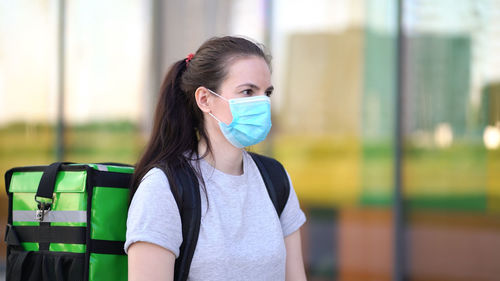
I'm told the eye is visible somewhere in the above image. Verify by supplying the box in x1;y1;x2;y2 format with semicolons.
241;89;253;96
265;90;273;97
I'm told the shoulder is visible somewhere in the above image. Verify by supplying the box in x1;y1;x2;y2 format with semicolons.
137;167;169;190
128;167;180;219
132;167;172;203
126;168;183;256
142;167;168;184
246;151;289;186
246;151;291;214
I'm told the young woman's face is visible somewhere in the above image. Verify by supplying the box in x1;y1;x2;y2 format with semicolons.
209;55;273;125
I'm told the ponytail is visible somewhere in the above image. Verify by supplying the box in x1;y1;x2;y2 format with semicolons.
130;59;199;199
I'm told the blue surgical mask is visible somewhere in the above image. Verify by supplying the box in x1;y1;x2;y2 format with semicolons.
207;88;272;148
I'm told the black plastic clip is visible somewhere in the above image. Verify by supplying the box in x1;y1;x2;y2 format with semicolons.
4;224;21;246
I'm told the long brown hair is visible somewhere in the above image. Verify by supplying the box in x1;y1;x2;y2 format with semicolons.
130;36;271;200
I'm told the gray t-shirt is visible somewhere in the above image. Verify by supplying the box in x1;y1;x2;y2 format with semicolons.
125;151;306;281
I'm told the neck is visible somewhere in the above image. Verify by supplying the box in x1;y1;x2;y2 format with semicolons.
198;136;244;176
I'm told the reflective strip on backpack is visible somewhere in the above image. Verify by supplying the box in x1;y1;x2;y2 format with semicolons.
96;164;109;171
13;210;87;223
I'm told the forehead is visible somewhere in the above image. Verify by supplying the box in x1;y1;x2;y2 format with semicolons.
221;56;271;88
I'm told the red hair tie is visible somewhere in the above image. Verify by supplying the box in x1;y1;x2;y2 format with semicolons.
185;53;194;66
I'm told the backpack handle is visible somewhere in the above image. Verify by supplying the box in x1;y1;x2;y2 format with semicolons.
35;162;73;207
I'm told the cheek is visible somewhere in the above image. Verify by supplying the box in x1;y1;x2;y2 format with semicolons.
213;101;233;124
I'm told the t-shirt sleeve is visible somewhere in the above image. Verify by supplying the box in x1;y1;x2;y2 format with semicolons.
124;168;183;257
279;170;307;237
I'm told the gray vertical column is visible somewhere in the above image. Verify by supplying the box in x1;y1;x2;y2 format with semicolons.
143;0;232;136
394;0;405;280
56;0;66;161
146;0;165;136
263;0;274;157
264;0;273;49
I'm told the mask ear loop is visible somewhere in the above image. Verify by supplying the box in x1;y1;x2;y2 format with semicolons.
206;88;229;102
208;112;224;123
206;88;231;124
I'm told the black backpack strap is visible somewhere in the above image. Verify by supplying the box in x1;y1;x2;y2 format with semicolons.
158;163;201;281
249;152;290;217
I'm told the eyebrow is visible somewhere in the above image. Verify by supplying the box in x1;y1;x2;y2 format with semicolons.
237;83;274;92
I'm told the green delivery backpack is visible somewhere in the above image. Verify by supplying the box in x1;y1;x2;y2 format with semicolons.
3;153;290;281
4;162;134;281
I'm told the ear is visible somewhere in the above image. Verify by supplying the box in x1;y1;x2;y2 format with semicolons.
195;86;211;113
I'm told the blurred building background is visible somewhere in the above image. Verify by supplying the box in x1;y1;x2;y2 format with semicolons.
1;0;500;280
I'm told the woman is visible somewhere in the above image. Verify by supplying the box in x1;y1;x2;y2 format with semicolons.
125;36;307;281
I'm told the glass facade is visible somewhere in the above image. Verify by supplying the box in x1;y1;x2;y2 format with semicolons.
402;1;500;280
1;0;500;280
